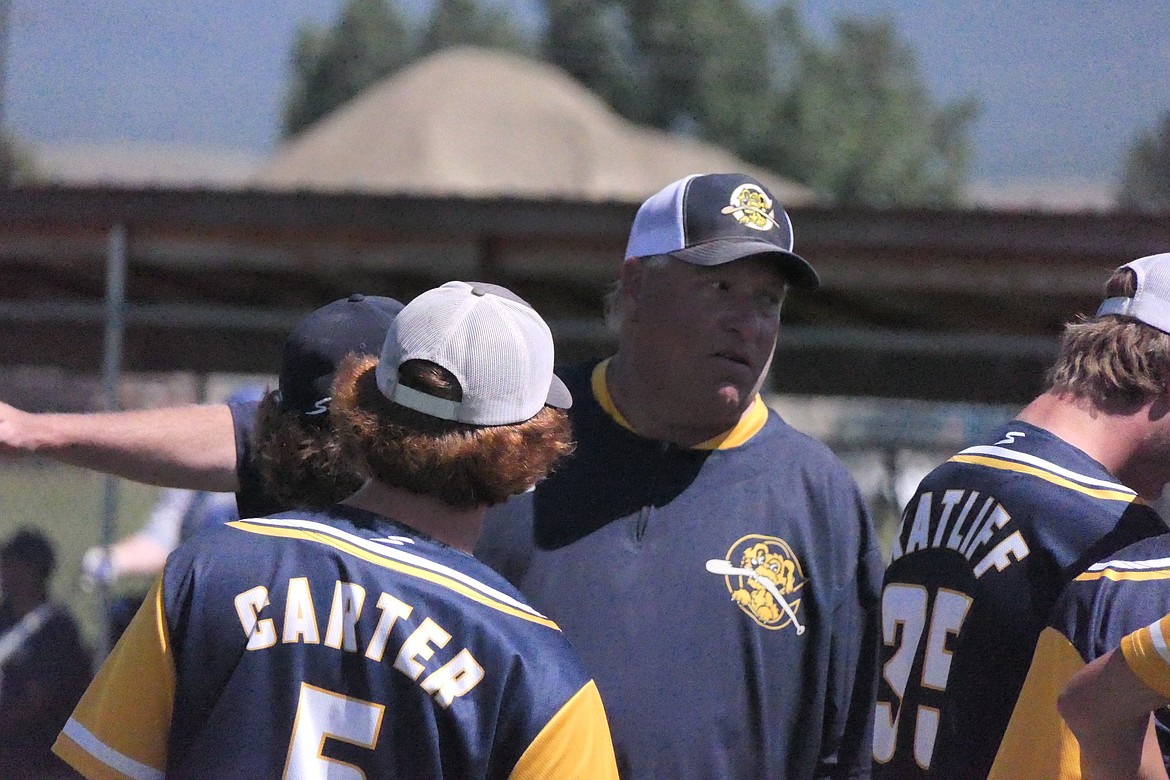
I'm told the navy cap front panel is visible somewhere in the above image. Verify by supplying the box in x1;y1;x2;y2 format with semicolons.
682;174;794;251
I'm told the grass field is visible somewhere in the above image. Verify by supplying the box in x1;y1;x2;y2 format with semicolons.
0;462;164;657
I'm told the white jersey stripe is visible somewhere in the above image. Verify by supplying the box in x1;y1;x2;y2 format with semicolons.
1150;619;1170;667
61;717;164;780
1085;556;1170;573
232;516;549;620
956;445;1136;493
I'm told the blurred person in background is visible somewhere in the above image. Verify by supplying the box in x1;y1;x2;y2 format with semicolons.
81;488;240;592
0;526;91;780
81;486;240;643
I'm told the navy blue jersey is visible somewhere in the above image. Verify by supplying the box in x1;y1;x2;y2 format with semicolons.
989;532;1170;777
477;359;882;779
55;506;617;779
874;422;1166;779
227;398;279;518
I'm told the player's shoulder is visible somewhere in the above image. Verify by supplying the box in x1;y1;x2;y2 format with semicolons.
163;514;287;584
168;509;572;647
951;421;1110;478
1051;531;1170;654
1071;531;1170;587
918;421;1133;506
761;407;855;471
233;510;560;622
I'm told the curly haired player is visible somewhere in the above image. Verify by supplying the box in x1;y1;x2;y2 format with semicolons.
53;281;618;779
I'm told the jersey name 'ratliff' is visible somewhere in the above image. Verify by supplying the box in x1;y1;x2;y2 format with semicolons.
873;421;1166;780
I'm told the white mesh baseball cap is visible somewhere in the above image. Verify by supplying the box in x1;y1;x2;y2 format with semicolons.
374;281;571;425
1095;253;1170;334
624;172;820;290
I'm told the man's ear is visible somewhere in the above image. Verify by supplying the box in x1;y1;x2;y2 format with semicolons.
1147;382;1170;424
616;258;646;323
619;257;644;300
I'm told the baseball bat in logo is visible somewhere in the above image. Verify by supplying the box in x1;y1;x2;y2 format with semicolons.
706;534;806;633
720;184;783;232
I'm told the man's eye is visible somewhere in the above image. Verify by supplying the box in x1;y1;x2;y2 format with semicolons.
758;293;782;310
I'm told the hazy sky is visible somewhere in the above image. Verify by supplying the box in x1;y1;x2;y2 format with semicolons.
9;0;1169;186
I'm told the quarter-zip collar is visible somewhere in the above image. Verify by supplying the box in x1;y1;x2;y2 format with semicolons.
591;358;768;450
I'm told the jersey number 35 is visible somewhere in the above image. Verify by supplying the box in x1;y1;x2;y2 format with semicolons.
872;583;973;770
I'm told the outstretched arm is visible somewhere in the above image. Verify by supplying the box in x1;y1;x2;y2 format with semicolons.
1059;646;1170;780
0;401;240;491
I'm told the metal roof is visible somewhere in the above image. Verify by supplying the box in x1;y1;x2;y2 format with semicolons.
0;185;1165;405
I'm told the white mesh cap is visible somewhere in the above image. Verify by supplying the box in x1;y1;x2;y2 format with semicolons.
374;281;571;425
1095;253;1170;335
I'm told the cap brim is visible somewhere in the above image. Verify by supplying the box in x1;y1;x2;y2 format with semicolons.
546;373;572;410
672;240;820;290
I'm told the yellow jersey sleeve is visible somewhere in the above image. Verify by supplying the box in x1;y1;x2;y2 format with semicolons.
508;680;619;780
53;578;176;780
1121;614;1170;701
988;626;1086;780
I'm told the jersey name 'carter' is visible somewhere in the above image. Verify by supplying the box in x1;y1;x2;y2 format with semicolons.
235;576;485;707
890;489;1030;577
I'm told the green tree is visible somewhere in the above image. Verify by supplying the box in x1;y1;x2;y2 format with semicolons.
539;0;978;206
282;0;414;138
419;0;529;57
769;13;979;206
0;131;34;186
623;0;775;134
540;0;640;115
542;0;778;135
283;0;978;205
683;2;792;163
1118;111;1170;213
282;0;530;138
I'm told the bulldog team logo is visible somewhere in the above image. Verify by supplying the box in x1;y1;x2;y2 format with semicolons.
720;183;783;232
706;534;806;633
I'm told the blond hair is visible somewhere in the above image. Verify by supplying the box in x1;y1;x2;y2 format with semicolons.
1047;267;1170;411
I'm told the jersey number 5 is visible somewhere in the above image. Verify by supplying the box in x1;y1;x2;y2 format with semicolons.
872;583;973;770
285;683;385;779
